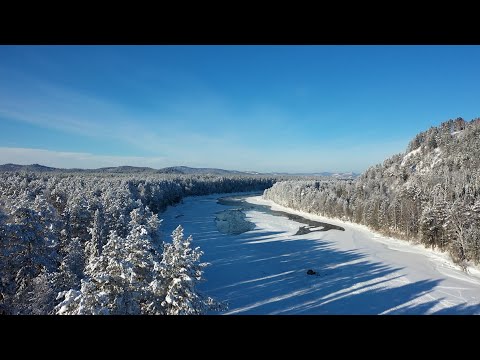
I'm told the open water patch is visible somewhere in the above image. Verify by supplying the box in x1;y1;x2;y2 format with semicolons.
218;195;344;235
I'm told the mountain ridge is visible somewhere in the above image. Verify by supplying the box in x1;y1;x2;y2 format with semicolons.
0;163;358;178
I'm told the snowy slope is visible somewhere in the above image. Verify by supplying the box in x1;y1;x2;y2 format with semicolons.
160;193;480;314
400;147;422;167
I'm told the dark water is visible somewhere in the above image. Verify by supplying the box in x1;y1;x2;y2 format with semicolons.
217;194;344;235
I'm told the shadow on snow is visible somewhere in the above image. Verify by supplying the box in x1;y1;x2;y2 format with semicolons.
162;196;480;315
192;228;480;314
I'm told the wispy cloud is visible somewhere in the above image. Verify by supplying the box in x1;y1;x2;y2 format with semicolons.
0;63;407;173
0;66;253;156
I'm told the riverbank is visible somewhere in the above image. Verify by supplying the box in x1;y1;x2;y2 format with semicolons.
160;193;480;314
246;195;480;281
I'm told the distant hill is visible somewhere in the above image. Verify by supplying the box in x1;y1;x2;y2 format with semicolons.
0;164;260;176
157;166;249;175
0;163;358;178
97;166;157;173
0;163;58;172
268;171;359;179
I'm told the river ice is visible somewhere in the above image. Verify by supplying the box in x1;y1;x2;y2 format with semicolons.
160;193;480;314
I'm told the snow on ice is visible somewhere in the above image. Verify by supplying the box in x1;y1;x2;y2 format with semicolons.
161;193;480;314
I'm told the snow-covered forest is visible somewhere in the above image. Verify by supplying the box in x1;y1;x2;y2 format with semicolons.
2;117;480;314
0;173;275;314
264;118;480;268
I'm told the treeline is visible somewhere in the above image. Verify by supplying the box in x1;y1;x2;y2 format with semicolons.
0;172;275;314
264;118;480;269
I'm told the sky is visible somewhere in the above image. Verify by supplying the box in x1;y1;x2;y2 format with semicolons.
0;45;479;173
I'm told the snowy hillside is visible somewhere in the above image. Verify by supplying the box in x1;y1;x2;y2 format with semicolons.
264;117;480;268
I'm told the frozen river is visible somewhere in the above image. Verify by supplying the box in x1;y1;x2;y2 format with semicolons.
160;193;480;314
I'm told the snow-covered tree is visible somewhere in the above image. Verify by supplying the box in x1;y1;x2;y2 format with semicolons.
56;224;224;315
55;236;84;292
56;228;148;315
0;194;58;314
1;169;273;313
85;209;106;261
159;225;222;315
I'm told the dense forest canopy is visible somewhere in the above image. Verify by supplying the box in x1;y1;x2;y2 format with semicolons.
0;172;276;314
264;118;480;268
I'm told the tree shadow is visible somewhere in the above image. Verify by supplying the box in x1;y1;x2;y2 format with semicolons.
160;195;480;315
198;228;466;314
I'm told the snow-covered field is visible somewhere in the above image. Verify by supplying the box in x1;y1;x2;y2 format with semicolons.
161;193;480;314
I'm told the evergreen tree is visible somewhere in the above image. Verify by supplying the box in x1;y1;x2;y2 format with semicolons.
160;225;222;315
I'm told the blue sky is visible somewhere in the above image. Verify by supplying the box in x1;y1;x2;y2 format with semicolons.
0;45;479;173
